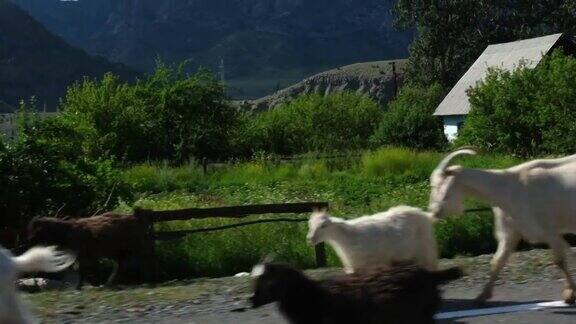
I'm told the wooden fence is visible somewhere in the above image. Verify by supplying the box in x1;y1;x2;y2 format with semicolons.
138;202;330;268
200;154;363;175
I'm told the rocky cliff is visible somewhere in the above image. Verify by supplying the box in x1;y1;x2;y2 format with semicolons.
242;59;406;110
13;0;412;99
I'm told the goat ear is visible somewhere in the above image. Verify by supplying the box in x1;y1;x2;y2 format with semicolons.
312;206;328;213
443;166;462;176
263;253;275;264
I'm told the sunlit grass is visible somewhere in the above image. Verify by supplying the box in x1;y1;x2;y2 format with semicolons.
119;148;522;278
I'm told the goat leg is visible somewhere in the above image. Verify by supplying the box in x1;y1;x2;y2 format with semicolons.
76;260;88;290
476;231;520;303
104;260;120;287
550;238;576;304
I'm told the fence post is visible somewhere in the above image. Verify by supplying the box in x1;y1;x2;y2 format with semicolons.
202;157;208;175
315;243;327;268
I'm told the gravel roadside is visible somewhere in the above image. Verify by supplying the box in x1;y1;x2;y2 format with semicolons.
26;248;576;323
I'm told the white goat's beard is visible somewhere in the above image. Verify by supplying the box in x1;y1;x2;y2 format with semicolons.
431;195;465;217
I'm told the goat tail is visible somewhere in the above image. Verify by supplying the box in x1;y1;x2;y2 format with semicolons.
13;246;76;274
435;149;477;175
431;267;463;285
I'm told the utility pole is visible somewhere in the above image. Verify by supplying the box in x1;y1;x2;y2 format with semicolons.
389;61;398;97
219;58;226;85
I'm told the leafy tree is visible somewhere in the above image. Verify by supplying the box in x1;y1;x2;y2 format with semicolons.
57;63;237;163
247;92;382;155
371;83;447;150
0;110;130;236
457;50;576;156
141;65;238;162
394;0;576;86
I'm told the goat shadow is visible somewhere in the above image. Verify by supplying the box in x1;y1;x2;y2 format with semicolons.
436;298;561;323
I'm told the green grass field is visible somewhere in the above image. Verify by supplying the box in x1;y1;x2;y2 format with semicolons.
118;148;522;279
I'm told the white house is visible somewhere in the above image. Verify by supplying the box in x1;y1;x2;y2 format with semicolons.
0;112;58;140
434;33;575;141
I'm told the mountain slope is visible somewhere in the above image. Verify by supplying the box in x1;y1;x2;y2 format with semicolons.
13;0;412;99
0;0;137;111
242;59;407;110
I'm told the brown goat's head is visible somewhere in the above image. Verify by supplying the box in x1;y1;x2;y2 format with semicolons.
27;217;69;246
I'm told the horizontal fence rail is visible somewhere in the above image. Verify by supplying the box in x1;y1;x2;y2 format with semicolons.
200;154;363;174
464;207;492;213
154;217;308;241
145;203;491;270
144;201;329;268
138;202;329;222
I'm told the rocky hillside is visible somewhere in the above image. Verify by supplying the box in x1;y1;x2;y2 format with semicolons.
241;59;406;110
0;0;137;112
13;0;412;99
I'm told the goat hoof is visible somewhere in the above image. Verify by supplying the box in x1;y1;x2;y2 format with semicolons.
563;289;576;305
474;291;492;304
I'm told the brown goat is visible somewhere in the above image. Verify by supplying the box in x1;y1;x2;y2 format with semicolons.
27;211;155;289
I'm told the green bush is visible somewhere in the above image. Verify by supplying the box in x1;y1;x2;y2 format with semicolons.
58;63;237;163
458;50;576;156
436;212;496;258
246;92;383;155
371;84;447;150
0;111;131;233
361;147;439;180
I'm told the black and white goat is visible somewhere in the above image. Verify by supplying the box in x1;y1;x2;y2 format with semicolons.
250;263;462;324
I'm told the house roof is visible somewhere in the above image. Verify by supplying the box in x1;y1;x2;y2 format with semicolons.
434;33;565;116
0;100;14;113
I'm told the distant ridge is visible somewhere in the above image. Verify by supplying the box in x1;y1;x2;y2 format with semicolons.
13;0;412;99
0;0;138;111
241;59;407;111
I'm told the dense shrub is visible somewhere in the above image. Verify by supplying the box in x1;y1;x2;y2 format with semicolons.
457;50;576;156
361;147;439;180
0;112;131;236
371;84;447;150
58;63;238;163
246;92;382;155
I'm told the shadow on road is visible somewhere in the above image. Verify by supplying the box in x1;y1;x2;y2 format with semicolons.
441;298;548;312
553;310;576;315
437;298;552;323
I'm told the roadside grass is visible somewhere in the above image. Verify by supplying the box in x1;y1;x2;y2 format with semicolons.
119;148;522;279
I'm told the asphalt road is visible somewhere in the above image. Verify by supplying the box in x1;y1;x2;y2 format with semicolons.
168;280;576;324
439;280;575;324
31;248;576;323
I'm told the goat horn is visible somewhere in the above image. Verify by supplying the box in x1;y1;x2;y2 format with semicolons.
436;148;477;174
54;203;67;219
29;214;41;224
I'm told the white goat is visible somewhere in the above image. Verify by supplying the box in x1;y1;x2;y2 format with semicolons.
0;246;76;324
429;149;576;304
306;206;437;274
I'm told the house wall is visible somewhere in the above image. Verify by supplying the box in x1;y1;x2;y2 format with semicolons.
0;114;17;139
0;112;58;140
442;115;465;141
